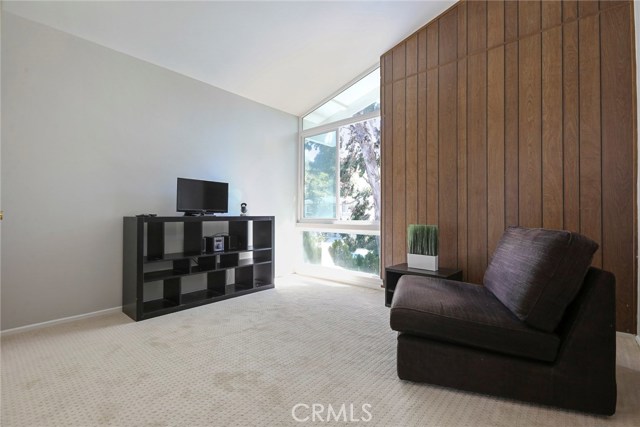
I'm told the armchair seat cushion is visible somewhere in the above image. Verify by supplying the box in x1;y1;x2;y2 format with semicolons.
390;275;561;362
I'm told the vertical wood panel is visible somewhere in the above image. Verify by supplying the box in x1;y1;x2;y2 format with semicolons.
406;75;418;228
383;83;394;269
438;14;457;273
600;1;628;10
392;43;406;81
392;80;406;265
418;29;429;226
406;35;418;76
505;42;519;227
563;20;580;232
418;72;428;223
392;43;406;265
518;34;542;228
519;1;541;37
563;0;578;21
458;1;467;57
579;14;602;266
439;62;458;269
457;10;467;276
468;1;487;53
579;0;599;17
418;28;428;73
542;27;563;229
505;0;518;42
542;0;562;29
427;23;439;69
488;46;505;256
384;54;393;85
467;52;487;283
467;0;487;283
427;68;439;224
439;9;458;65
457;57;468;279
601;4;636;332
488;0;505;48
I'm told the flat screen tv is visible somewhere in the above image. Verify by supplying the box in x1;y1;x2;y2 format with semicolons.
177;178;228;215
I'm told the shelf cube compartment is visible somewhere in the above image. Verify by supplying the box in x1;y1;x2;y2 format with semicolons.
219;253;239;269
196;255;217;272
143;260;175;283
234;266;254;291
184;221;203;255
173;259;191;275
252;249;272;264
253;221;273;250
207;270;226;295
254;263;272;287
146;222;165;260
229;221;249;251
142;277;181;314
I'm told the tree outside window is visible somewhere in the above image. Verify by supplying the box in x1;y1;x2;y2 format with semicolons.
302;116;381;275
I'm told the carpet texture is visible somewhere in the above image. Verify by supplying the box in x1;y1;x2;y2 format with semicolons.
2;276;639;426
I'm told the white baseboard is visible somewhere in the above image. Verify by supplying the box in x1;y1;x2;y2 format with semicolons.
636;335;640;348
1;307;122;337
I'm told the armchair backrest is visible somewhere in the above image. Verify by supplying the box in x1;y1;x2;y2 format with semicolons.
483;227;598;332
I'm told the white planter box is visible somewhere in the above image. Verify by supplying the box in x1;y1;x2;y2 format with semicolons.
407;254;439;271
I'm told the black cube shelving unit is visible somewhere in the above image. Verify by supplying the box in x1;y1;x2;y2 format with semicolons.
123;215;275;321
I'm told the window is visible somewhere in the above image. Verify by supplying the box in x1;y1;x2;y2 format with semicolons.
302;231;380;275
298;67;381;282
302;68;380;130
302;118;381;222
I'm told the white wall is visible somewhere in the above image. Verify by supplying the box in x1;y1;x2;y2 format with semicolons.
1;13;298;330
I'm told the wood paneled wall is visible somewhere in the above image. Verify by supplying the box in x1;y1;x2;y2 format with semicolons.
380;0;637;333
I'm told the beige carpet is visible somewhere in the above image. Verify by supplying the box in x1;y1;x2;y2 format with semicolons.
2;275;639;427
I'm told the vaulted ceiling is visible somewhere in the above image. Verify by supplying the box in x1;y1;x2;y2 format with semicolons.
3;1;455;116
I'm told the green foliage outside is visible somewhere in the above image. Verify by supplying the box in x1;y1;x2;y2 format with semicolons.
304;136;336;218
328;234;380;275
332;117;381;274
302;114;381;275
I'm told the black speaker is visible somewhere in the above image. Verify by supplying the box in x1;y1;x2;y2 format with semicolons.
203;236;215;253
224;235;238;251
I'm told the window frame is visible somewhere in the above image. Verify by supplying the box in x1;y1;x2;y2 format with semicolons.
299;112;381;227
296;64;382;284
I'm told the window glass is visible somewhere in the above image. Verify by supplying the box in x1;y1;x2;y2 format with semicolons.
302;68;380;130
302;231;380;275
303;131;337;219
339;117;381;221
302;118;381;222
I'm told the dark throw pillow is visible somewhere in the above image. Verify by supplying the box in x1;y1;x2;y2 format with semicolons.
483;226;598;332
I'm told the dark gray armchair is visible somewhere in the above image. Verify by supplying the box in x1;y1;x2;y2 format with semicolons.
390;227;616;415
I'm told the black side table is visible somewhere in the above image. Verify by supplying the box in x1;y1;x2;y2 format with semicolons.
385;263;463;307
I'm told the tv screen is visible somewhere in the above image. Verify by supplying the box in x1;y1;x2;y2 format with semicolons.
177;178;228;214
